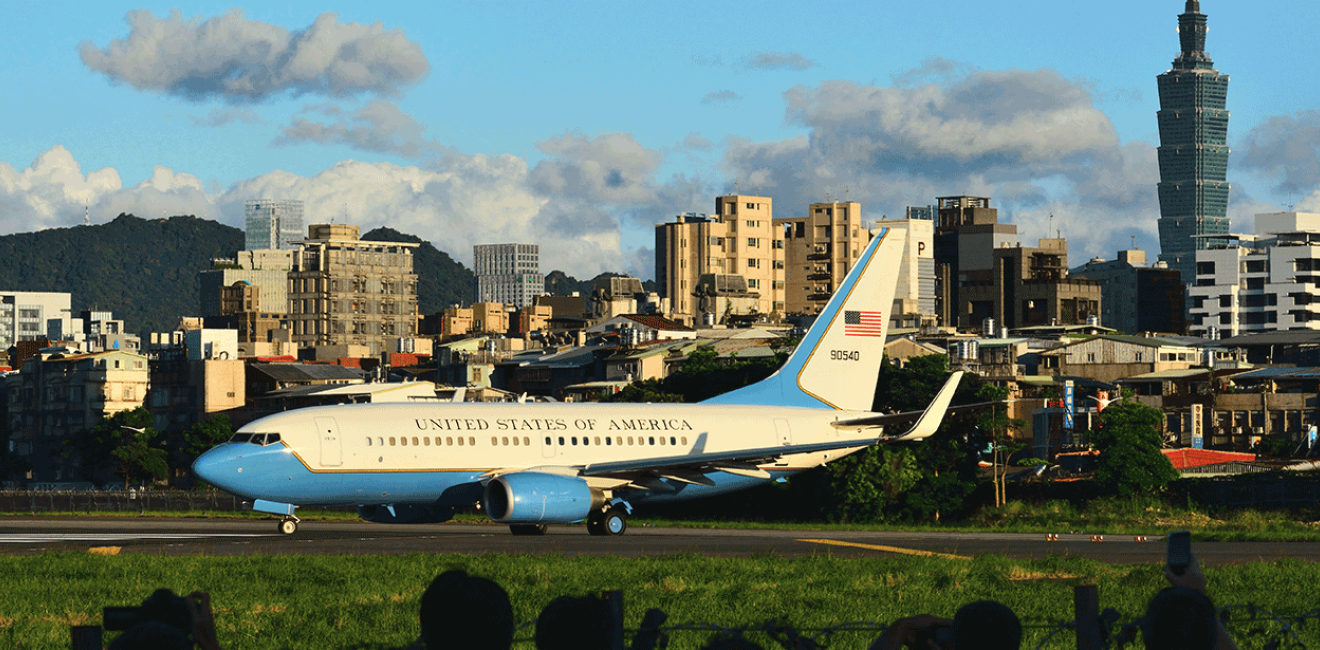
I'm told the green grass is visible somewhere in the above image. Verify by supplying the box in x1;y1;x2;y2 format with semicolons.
2;554;1317;650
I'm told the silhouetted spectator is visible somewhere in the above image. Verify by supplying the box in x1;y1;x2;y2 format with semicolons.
535;595;614;650
869;600;1020;650
107;591;220;650
1143;556;1237;650
419;570;514;650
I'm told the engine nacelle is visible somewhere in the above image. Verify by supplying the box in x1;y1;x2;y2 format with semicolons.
482;472;604;524
356;504;456;524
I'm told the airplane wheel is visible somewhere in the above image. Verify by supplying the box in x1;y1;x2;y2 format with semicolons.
278;518;297;535
587;512;606;536
510;524;548;536
603;508;627;536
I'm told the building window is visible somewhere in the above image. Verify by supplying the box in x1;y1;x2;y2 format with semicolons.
747;238;759;248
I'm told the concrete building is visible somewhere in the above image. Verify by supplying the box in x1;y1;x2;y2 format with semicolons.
587;276;664;321
1072;250;1186;334
79;310;140;354
876;217;936;329
1187;212;1320;338
775;201;870;316
655;195;786;325
474;243;542;309
933;196;1019;327
1155;0;1231;283
1042;335;1201;386
0;292;71;353
958;238;1101;331
288;224;420;356
245;200;305;251
4;349;149;484
198;249;295;317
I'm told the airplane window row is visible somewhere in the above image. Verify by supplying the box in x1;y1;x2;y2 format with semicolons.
229;433;281;446
543;435;688;448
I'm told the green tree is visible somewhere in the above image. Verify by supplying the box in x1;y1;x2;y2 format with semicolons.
1093;393;1178;497
977;383;1026;507
182;414;235;459
0;445;31;483
63;407;168;489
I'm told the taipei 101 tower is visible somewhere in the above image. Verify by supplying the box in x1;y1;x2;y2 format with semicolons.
1156;0;1230;284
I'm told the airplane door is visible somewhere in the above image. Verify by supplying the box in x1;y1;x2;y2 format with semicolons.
774;418;792;445
541;435;555;458
315;417;343;467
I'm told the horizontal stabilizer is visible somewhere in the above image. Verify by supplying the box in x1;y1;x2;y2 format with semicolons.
831;372;965;440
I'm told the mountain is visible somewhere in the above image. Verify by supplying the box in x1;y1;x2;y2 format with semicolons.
545;271;657;296
361;227;474;313
0;214;244;335
0;215;477;336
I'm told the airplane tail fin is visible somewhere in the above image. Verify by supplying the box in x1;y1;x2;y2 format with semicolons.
706;227;905;410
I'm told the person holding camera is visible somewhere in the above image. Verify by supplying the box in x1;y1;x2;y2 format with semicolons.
1142;533;1237;650
104;590;221;650
868;601;1021;650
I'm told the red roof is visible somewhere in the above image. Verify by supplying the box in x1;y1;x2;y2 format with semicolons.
1161;448;1256;469
622;314;695;331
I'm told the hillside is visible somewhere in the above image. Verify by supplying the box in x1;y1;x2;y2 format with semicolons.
0;216;477;336
545;270;657;296
361;227;474;313
0;214;244;335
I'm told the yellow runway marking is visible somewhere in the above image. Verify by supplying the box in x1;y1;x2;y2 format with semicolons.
798;538;970;560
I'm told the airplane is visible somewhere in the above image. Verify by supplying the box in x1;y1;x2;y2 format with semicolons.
192;227;963;536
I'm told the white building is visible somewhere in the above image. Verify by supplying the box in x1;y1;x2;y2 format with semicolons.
874;217;936;329
474;243;542;309
0;292;72;351
245;200;305;251
1188;212;1320;337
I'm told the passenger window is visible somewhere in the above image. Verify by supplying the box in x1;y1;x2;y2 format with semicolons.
571;437;578;446
681;437;687;445
559;437;565;445
423;437;429;446
523;437;530;446
545;436;552;445
649;437;655;445
491;437;498;446
390;437;396;446
434;437;440;446
446;437;453;446
401;437;408;447
605;437;612;446
594;437;601;446
659;437;666;446
670;437;676;446
367;438;373;446
468;437;475;446
378;437;384;447
412;437;419;446
627;437;634;446
457;437;464;446
616;437;622;446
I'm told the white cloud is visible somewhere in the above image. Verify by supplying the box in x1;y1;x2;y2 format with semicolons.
702;90;741;105
190;108;261;128
79;9;429;103
272;99;449;158
530;132;664;206
0;146;123;232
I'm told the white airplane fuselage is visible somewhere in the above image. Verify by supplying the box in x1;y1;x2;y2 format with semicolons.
199;401;873;506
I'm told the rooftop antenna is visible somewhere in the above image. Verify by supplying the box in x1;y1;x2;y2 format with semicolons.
83;203;89;227
1131;235;1137;250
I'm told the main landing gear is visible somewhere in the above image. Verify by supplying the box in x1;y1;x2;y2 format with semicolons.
278;516;299;535
586;506;628;537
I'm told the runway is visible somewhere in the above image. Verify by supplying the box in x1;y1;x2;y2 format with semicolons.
0;517;1315;563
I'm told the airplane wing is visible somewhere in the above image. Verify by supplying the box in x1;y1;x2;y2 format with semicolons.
566;372;966;490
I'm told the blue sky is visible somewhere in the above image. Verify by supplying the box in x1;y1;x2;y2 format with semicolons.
4;1;1320;278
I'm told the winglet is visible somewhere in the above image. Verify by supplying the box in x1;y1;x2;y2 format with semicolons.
892;371;963;441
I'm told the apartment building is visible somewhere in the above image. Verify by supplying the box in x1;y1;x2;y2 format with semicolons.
775;202;870;316
3;349;149;483
244;200;305;251
0;292;71;352
198;249;295;317
655;195;785;325
288;224;420;356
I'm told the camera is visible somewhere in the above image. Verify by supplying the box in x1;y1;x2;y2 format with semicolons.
103;588;193;636
913;623;954;649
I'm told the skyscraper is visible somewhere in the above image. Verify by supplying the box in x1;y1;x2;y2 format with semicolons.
474;243;542;309
1156;0;1230;283
245;200;305;251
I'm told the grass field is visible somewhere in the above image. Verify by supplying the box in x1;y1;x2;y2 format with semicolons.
2;553;1317;650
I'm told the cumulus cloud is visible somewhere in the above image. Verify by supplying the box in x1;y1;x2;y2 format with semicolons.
530;132;664;206
1239;110;1320;195
190;107;260;128
0;143;696;278
742;51;816;71
721;64;1167;262
702;90;741;105
79;9;429;103
272;99;449;158
682;133;713;150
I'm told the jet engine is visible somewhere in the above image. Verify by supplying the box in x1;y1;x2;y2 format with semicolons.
356;504;456;524
482;472;604;524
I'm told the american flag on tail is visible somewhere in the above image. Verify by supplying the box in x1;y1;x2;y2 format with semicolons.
844;310;885;337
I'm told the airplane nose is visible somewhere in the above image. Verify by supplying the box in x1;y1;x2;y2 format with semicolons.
192;444;245;494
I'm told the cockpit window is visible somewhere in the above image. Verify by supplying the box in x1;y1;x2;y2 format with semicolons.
229;433;280;446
